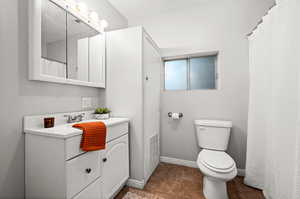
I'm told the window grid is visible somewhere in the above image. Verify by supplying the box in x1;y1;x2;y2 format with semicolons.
187;58;191;90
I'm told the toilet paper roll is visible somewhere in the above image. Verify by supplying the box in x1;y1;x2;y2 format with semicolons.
171;113;180;120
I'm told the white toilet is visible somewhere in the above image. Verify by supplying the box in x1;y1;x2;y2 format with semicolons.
195;120;237;199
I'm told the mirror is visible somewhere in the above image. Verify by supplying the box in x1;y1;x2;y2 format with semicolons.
41;0;67;78
67;13;98;81
37;0;105;87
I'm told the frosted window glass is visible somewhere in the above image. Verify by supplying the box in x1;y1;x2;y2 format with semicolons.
165;60;187;90
190;56;216;89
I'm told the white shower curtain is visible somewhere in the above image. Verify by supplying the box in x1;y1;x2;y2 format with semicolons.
245;0;300;198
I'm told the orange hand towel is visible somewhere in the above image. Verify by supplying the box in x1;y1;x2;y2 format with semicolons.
72;122;107;152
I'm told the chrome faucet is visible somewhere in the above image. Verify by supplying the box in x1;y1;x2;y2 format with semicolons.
64;113;85;123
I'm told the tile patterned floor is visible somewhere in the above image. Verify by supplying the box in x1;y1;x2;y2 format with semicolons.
116;163;264;199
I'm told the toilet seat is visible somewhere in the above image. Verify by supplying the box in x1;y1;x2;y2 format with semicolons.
198;150;235;173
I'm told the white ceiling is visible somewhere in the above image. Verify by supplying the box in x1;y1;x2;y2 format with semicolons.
107;0;211;21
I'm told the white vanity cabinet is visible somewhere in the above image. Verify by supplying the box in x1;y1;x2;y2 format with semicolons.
24;114;129;199
73;178;102;199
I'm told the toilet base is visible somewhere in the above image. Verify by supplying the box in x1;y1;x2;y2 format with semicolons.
203;176;228;199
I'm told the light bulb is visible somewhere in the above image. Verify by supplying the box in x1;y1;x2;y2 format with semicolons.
77;2;88;15
89;11;99;22
65;0;75;4
100;19;109;29
65;0;76;8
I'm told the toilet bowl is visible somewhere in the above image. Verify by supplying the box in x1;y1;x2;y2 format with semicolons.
197;149;237;199
194;120;236;199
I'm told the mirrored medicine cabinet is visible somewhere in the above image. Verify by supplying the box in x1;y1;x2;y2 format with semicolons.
29;0;106;88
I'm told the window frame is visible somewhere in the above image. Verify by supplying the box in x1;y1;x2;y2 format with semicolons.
163;51;219;91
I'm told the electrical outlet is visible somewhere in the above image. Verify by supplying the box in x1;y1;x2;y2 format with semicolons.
82;97;92;109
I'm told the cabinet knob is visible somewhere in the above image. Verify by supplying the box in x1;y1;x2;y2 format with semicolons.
102;158;107;162
85;168;92;174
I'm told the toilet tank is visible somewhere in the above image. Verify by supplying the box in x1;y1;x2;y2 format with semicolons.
194;120;232;151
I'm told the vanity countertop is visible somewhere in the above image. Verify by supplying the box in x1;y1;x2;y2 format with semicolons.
24;117;130;139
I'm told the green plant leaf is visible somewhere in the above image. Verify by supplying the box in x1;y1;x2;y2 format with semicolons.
95;107;111;114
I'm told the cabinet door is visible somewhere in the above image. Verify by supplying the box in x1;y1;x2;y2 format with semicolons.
89;34;105;87
77;38;89;82
102;134;129;199
143;35;161;181
72;178;102;199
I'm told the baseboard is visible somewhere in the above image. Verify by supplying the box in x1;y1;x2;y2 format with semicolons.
237;169;245;177
126;178;145;189
160;156;198;168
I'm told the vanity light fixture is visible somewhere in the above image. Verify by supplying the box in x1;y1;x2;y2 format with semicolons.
89;11;99;22
57;0;108;31
76;2;88;15
100;19;109;29
64;0;76;9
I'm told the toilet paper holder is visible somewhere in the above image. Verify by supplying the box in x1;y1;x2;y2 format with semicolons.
168;112;183;118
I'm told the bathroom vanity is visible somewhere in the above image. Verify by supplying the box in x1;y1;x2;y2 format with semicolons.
24;112;129;199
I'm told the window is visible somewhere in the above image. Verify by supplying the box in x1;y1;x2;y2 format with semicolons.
164;54;218;90
164;59;188;90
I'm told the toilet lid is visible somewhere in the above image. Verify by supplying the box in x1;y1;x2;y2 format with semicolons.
199;150;235;172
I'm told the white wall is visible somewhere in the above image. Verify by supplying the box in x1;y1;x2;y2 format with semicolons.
0;0;127;198
129;0;274;169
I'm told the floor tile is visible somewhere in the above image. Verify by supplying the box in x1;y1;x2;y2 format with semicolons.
115;163;265;199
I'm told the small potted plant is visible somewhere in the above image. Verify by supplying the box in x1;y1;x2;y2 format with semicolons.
94;107;111;120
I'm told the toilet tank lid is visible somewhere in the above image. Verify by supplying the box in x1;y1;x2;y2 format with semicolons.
194;120;232;128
